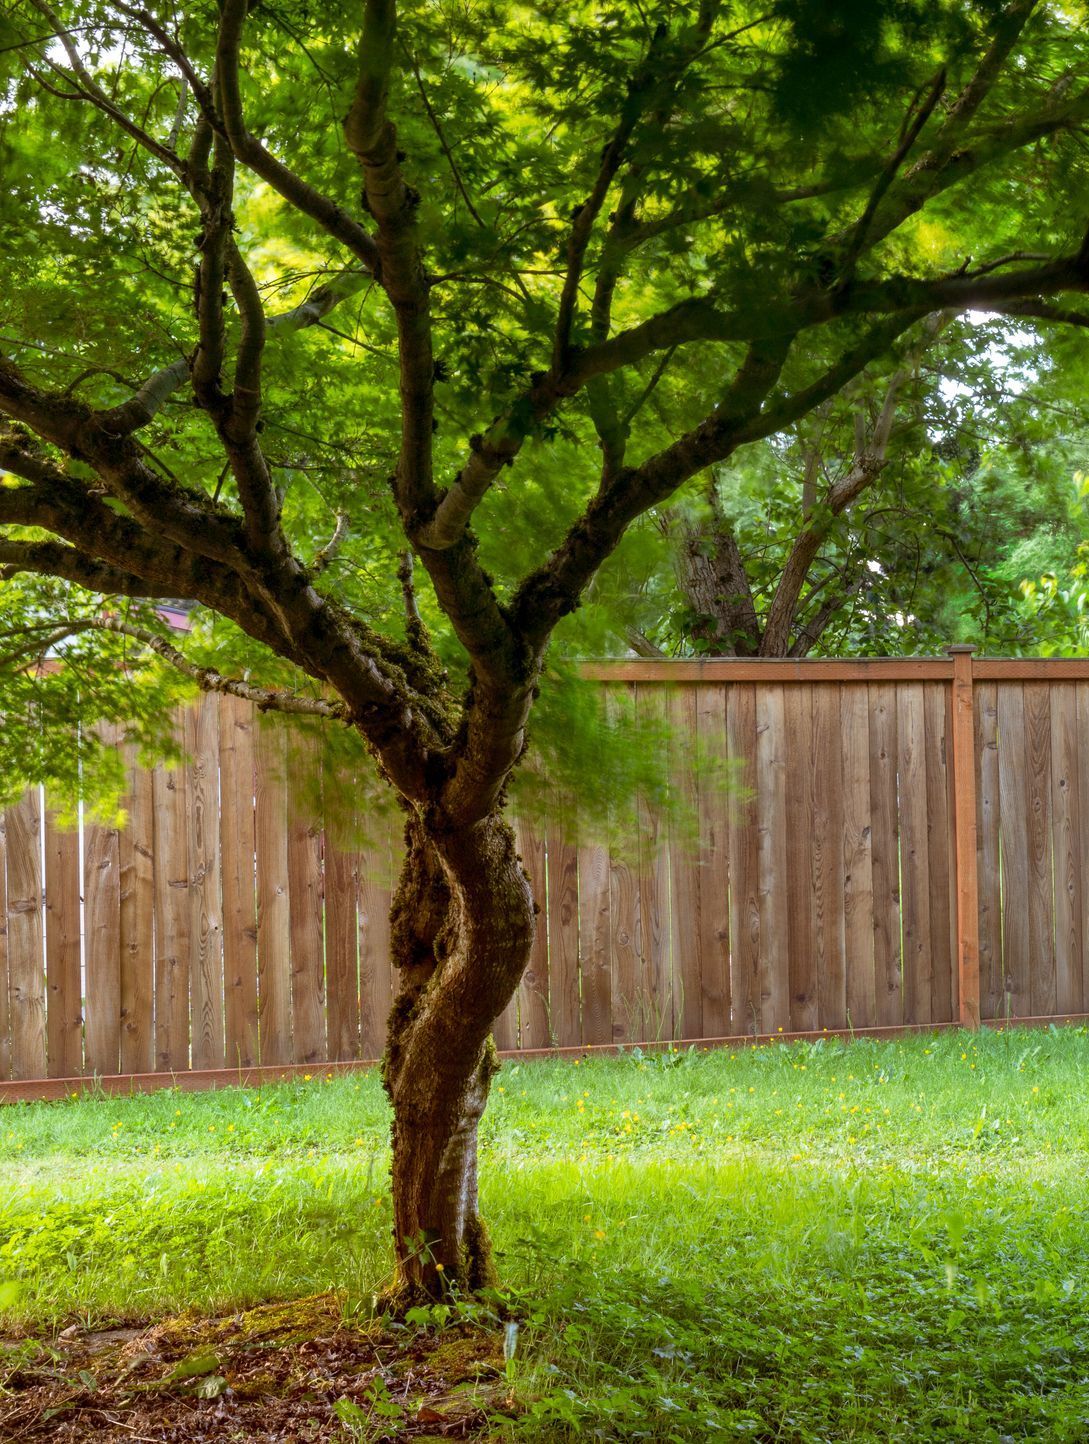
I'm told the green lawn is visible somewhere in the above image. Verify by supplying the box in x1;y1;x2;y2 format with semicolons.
4;1027;1089;1440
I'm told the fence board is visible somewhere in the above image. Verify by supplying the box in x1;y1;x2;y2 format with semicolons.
0;811;8;1081
578;834;612;1046
547;827;580;1047
287;735;326;1066
1050;683;1082;1016
85;750;122;1078
898;684;932;1025
669;685;702;1039
696;684;730;1038
997;684;1029;1015
324;752;360;1062
1024;682;1056;1017
255;720;292;1065
515;817;550;1050
152;724;189;1071
7;791;46;1081
44;804;81;1078
841;685;876;1030
975;683;1001;1020
756;685;790;1035
1078;684;1089;1012
635;684;672;1041
187;695;224;1070
726;684;763;1034
359;812;396;1059
220;697;259;1069
606;688;639;1044
119;747;155;1074
783;685;816;1032
868;683;902;1027
924;684;955;1023
813;683;847;1030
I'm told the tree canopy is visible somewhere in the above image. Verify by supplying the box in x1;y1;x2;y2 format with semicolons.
3;0;1089;1294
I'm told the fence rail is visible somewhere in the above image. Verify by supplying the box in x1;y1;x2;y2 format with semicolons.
2;652;1088;1094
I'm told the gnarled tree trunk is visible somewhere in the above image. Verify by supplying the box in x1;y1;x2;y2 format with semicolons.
382;810;534;1301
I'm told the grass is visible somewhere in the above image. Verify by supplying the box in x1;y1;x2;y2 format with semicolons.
4;1026;1089;1439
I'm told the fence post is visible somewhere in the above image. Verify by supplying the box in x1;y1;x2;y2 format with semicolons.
947;645;981;1028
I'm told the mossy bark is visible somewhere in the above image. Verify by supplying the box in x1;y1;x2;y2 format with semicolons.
381;810;534;1302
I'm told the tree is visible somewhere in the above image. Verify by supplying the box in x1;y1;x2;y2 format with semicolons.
2;0;1089;1299
617;316;1089;658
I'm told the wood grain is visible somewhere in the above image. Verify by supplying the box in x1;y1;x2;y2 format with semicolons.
119;743;155;1073
727;683;764;1035
755;685;790;1035
220;696;259;1069
1050;683;1082;1015
255;718;292;1065
152;721;190;1071
187;695;224;1070
868;684;902;1027
841;684;876;1030
44;803;81;1078
7;791;46;1081
974;682;1001;1020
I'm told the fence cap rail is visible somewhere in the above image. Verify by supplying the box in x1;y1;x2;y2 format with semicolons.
580;656;1089;682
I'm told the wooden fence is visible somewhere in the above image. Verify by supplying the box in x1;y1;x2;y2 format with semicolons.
2;653;1089;1093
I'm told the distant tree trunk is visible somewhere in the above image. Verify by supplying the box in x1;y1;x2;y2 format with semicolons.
382;811;534;1301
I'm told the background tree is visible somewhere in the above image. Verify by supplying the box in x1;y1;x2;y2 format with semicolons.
614;315;1089;657
2;0;1089;1299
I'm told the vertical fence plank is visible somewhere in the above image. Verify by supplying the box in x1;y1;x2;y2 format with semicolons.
948;651;980;1028
325;751;360;1062
359;812;395;1059
547;827;580;1047
695;684;730;1038
669;685;702;1039
325;838;360;1061
1078;684;1089;1014
256;719;292;1065
119;745;155;1073
578;832;612;1046
869;683;902;1027
221;697;259;1069
636;684;672;1041
812;683;847;1030
975;682;1001;1020
783;685;816;1032
287;734;326;1066
727;683;763;1034
7;791;46;1081
1050;683;1082;1015
841;685;876;1030
187;695;223;1070
607;689;640;1044
756;685;790;1034
515;818;550;1049
0;811;8;1080
1024;681;1056;1018
924;683;955;1023
997;684;1029;1017
898;684;932;1026
44;805;81;1077
85;732;122;1077
153;718;190;1071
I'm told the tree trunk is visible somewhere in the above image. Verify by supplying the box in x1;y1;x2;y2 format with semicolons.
381;809;534;1303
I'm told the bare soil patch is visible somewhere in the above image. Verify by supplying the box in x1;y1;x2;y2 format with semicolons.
0;1294;509;1442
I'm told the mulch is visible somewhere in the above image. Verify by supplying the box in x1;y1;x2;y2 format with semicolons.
0;1293;511;1442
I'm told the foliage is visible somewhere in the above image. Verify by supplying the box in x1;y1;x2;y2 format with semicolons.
0;0;1088;813
6;1030;1089;1436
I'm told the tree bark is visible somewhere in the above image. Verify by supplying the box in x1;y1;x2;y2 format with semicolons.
381;809;534;1301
